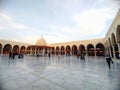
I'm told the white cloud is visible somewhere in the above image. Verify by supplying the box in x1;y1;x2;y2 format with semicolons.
0;13;12;20
48;24;58;30
45;34;72;44
47;7;117;41
71;8;114;36
0;12;41;32
0;12;12;30
0;26;3;30
15;36;39;44
11;23;30;29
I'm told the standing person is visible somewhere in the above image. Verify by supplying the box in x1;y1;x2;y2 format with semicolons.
82;53;85;61
106;55;113;69
58;54;60;60
9;52;12;59
77;52;80;59
48;52;51;58
80;53;85;61
12;53;15;59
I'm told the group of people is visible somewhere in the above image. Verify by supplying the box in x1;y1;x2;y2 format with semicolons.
77;52;114;69
9;52;24;59
77;53;85;61
8;51;114;69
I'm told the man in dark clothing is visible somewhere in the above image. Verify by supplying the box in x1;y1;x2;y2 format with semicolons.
48;52;51;58
12;53;15;59
106;55;113;69
81;53;85;61
9;52;12;59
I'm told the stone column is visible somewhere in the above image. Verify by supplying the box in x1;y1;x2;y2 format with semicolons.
105;47;109;55
108;47;112;57
18;48;20;54
107;48;109;55
35;48;36;56
94;49;96;57
1;47;3;57
112;46;116;58
117;43;120;53
42;48;45;56
30;48;32;55
49;49;51;56
0;40;3;57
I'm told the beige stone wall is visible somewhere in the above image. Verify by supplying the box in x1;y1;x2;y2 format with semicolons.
49;38;104;49
105;9;120;46
0;39;30;48
104;9;120;58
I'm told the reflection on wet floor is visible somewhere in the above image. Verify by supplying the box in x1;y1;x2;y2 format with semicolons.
0;55;120;90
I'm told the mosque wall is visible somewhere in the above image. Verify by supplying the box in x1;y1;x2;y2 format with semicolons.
104;9;120;58
0;10;120;59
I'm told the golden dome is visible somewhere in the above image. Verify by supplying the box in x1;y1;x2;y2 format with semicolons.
36;36;47;46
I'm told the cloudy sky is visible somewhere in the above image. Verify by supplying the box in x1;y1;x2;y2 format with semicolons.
0;0;120;44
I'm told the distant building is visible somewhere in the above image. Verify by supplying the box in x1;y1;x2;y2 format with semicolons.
26;36;53;56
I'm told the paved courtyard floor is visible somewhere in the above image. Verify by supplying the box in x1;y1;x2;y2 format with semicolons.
0;55;120;90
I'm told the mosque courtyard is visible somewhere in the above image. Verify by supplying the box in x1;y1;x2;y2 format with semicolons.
0;55;120;90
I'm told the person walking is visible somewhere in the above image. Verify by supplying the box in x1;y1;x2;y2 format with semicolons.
106;55;113;69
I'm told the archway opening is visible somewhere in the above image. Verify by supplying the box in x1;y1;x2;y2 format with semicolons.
26;47;31;54
56;46;59;55
87;44;95;56
66;45;71;55
114;44;119;58
61;46;65;55
13;45;19;55
96;43;105;56
20;46;26;54
79;44;85;55
3;44;12;54
72;45;77;56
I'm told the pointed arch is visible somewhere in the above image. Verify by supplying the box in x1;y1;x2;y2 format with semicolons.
52;47;55;54
13;45;19;54
72;45;77;55
20;46;26;54
26;47;31;54
87;44;95;56
61;46;65;55
79;44;85;54
3;44;12;54
96;43;105;56
66;45;71;55
56;46;60;55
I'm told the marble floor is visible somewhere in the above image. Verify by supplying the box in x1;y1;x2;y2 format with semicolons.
0;55;120;90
